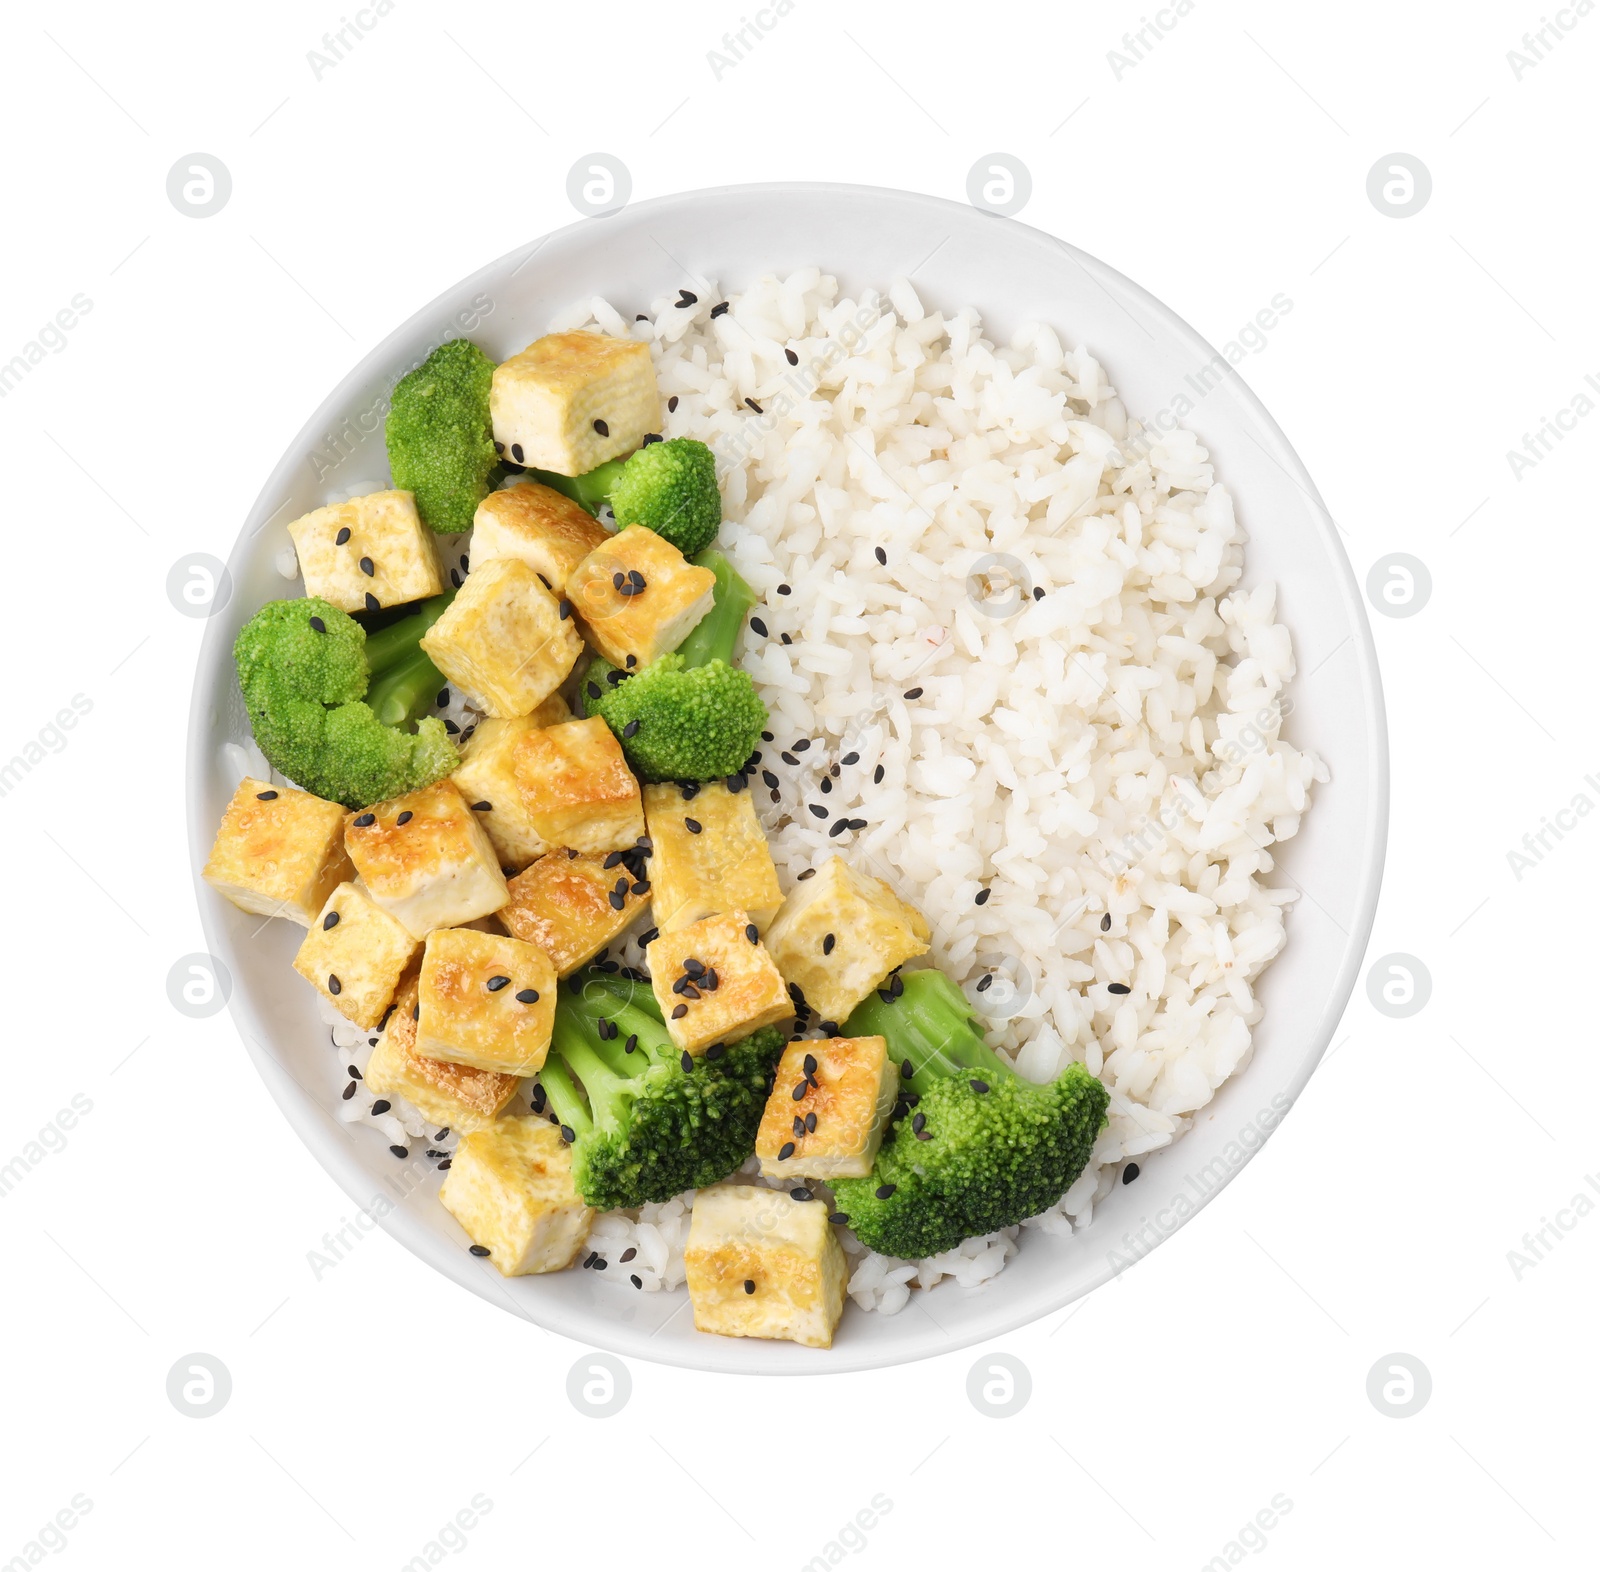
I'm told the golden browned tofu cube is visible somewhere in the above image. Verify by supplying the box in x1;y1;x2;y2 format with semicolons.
417;927;556;1075
755;1036;895;1181
420;555;583;718
489;331;660;476
287;490;444;613
469;482;610;593
763;857;931;1026
565;526;716;670
292;882;419;1029
644;781;781;935
684;1185;846;1348
439;1115;594;1275
450;695;571;872
202;778;353;926
363;975;520;1134
344;779;508;940
513;716;645;855
500;850;650;975
647;910;792;1055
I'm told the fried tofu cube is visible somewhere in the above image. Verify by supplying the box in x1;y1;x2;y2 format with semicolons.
513;716;645;855
469;482;610;593
644;782;781;935
420;556;583;718
287;490;443;613
755;1036;895;1181
417;927;556;1075
451;695;572;872
684;1185;846;1348
363;975;520;1134
439;1115;594;1275
501;850;650;975
490;331;660;477
292;883;419;1029
565;526;716;670
344;779;508;940
647;910;792;1055
202;778;353;926
763;857;931;1026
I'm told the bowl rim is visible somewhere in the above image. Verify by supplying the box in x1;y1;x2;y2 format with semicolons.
186;179;1388;1374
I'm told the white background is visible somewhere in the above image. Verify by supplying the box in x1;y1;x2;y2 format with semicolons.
1;0;1592;1567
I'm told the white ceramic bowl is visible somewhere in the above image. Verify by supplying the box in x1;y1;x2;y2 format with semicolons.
186;182;1386;1374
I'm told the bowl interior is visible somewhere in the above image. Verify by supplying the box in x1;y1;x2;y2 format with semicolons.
187;182;1385;1374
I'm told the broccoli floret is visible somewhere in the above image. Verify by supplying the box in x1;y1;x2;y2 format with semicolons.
582;550;766;781
385;339;499;533
532;437;721;556
536;971;786;1211
234;594;458;809
830;970;1110;1259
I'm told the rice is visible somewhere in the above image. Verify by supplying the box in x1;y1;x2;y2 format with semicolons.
555;269;1325;1312
297;267;1325;1318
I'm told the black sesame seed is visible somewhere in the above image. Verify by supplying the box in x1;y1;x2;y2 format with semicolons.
1123;1163;1141;1184
371;1099;391;1115
672;1005;688;1020
975;888;991;905
560;1125;575;1143
873;764;885;784
976;973;993;992
874;546;887;565
841;752;860;766
805;1112;817;1133
668;395;679;412
1108;982;1132;995
743;1279;755;1295
778;1141;795;1160
469;1244;491;1257
791;1081;809;1101
678;290;698;305
612;571;626;591
710;301;729;317
820;777;832;795
809;803;828;819
327;974;341;995
630;1273;643;1288
781;751;799;766
256;789;279;800
901;1059;914;1079
798;867;817;881
450;568;462;588
829;820;848;837
359;556;375;577
530;1085;547;1114
745;398;763;413
785;347;799;365
390;1144;408;1159
822;933;835;955
510;443;525;463
875;1183;897;1200
335;526;352;545
818;1021;839;1036
341;1081;355;1101
829;1211;849;1225
624;1033;638;1054
791;1188;812;1202
609;668;628;686
444;719;460;734
641;432;663;447
625;654;638;668
746;923;759;943
485;976;510;992
1101;912;1113;931
470;799;492;812
684;817;701;834
970;1079;990;1094
608;891;625;910
322;909;340;930
348;1064;361;1079
762;770;779;789
726;772;746;793
705;1042;726;1061
632;881;649;895
684;958;705;977
903;686;923;700
364;592;380;611
395;810;414;827
558;599;571;619
308;616;326;633
587;681;602;700
802;1054;818;1075
777;583;791;595
623;719;640;738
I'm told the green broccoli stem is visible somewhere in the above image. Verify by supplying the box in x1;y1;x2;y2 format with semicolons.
843;970;1012;1098
365;644;445;728
361;589;455;673
586;971;665;1024
528;459;628;515
674;550;755;669
535;1053;593;1140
